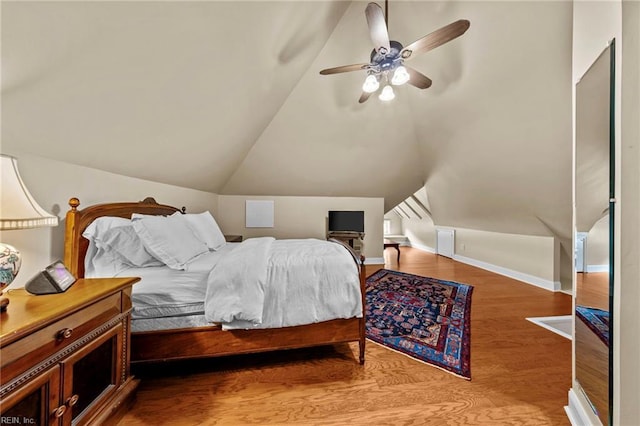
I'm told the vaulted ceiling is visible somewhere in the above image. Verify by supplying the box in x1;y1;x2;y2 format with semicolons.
1;1;573;239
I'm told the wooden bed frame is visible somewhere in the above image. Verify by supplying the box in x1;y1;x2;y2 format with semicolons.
63;197;366;365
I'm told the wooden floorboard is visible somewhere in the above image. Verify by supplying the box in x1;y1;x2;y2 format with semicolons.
117;247;572;425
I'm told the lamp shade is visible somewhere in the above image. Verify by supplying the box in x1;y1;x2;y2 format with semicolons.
362;74;380;93
378;85;395;101
391;65;410;86
0;154;58;230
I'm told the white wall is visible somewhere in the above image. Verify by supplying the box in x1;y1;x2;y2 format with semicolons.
0;153;386;288
402;216;436;251
454;228;560;286
398;215;560;290
586;216;609;270
217;195;384;261
383;211;403;236
1;153;218;288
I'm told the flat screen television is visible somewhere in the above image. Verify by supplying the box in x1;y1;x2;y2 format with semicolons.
328;211;364;233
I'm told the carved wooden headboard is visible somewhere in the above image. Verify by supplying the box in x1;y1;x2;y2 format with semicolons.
63;197;184;278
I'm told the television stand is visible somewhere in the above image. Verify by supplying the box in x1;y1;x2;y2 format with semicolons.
327;231;365;252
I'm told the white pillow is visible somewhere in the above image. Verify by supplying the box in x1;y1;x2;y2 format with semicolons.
100;226;163;267
83;216;131;243
132;214;208;270
175;211;226;251
85;245;132;278
82;217;131;278
131;213;167;221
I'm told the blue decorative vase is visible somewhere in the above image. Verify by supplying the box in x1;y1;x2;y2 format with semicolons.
0;243;21;287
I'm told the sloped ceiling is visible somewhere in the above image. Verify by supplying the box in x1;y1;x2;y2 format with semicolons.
1;1;572;239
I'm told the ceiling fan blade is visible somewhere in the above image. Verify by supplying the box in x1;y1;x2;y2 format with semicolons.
400;19;470;60
365;2;391;54
359;91;373;103
319;63;369;75
405;66;433;89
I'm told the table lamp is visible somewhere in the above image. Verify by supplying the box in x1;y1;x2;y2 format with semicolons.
1;154;58;312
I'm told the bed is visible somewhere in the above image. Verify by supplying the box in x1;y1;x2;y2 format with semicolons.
63;197;366;364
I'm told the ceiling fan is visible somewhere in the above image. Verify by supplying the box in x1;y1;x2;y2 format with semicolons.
319;1;470;103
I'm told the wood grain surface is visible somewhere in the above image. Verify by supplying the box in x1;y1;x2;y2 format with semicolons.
117;248;572;425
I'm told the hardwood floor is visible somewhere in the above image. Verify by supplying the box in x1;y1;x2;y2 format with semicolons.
117;248;572;426
575;272;610;424
576;272;609;311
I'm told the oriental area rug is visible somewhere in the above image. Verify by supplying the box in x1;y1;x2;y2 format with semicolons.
365;269;473;380
576;305;610;347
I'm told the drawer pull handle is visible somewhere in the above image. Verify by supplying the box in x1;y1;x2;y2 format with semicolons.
66;394;80;407
52;405;66;418
57;328;73;340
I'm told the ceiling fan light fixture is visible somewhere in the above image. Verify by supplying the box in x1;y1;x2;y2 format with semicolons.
378;85;395;101
391;65;410;85
318;1;470;104
362;74;380;93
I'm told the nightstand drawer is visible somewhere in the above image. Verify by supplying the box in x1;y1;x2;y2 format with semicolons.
1;293;122;375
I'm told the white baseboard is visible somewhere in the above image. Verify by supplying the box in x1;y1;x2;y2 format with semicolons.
407;242;436;253
405;242;561;292
565;388;602;426
586;264;609;273
364;257;385;265
453;254;561;292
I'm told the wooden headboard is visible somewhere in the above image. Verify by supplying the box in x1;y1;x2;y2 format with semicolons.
63;197;184;278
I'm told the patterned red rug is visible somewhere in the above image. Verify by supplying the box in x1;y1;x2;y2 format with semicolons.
365;269;473;379
576;305;610;347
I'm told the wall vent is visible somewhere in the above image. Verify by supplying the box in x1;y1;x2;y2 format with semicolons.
436;228;455;258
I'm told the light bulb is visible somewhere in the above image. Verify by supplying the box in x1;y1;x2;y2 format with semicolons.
362;74;380;93
391;65;410;85
378;85;395;101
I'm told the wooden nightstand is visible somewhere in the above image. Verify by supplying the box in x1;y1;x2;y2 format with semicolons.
0;277;140;425
327;231;364;257
224;235;243;243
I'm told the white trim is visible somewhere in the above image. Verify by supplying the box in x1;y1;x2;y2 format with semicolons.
364;257;385;265
408;242;436;253
585;264;609;273
452;253;562;292
565;388;602;426
383;219;392;235
575;232;588;273
526;315;572;340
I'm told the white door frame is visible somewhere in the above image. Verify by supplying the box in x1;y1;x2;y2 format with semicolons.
575;232;588;273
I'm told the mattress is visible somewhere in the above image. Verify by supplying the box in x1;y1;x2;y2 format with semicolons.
131;314;212;333
115;244;237;320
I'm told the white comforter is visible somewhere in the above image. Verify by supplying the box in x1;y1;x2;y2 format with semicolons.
204;237;362;330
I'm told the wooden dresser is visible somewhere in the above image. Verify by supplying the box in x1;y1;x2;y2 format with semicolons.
0;277;140;425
